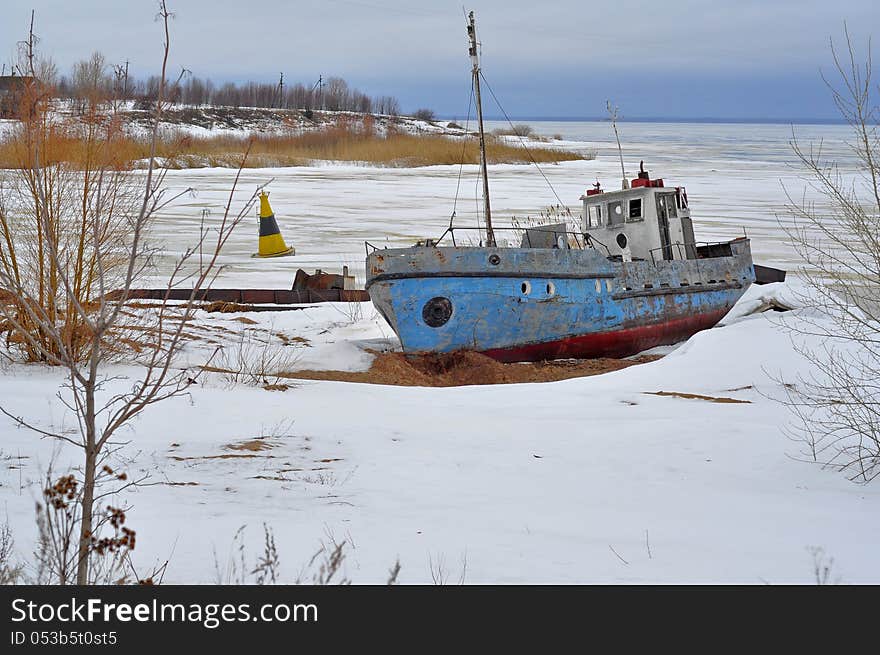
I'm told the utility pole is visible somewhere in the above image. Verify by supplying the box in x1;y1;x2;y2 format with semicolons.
277;72;284;109
467;11;495;246
311;75;325;110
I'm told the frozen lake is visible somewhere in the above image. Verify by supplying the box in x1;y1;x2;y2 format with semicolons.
150;120;855;288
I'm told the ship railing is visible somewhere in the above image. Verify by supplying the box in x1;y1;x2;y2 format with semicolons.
648;242;687;264
435;225;604;251
365;226;610;256
647;240;741;265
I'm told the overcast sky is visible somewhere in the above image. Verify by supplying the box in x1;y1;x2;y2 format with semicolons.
1;0;877;120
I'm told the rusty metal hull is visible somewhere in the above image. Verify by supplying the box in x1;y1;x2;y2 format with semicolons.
106;288;369;304
365;239;754;361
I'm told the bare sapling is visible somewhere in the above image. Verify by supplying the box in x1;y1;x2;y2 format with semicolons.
0;2;261;584
780;28;880;482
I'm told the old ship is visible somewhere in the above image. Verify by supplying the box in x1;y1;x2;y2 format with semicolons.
364;12;755;362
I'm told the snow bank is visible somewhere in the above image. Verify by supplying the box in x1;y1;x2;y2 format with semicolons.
1;285;878;584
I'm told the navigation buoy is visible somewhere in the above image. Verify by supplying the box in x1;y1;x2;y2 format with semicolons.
252;191;295;258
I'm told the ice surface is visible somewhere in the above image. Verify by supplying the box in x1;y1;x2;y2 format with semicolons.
142;121;857;290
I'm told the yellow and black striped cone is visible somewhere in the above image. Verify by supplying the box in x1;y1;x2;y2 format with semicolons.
252;191;295;258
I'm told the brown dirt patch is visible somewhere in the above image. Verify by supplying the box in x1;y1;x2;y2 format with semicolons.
279;351;662;387
203;301;255;313
644;391;751;404
170;453;271;461
225;438;276;452
275;332;310;346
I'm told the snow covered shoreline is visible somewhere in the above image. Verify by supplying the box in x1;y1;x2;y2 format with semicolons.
1;282;878;583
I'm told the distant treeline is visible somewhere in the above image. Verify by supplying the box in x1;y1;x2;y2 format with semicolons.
37;52;402;115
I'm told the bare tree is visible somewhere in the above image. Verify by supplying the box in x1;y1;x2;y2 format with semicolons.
0;1;260;584
70;51;109;114
780;28;880;482
413;108;435;122
110;60;130;109
50;62;399;115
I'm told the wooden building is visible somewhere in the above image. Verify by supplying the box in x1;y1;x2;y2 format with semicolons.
0;75;35;119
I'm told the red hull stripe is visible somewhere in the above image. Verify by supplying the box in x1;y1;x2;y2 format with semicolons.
481;309;730;362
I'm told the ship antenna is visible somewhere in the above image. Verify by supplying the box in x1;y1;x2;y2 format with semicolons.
607;100;629;190
467;10;495;247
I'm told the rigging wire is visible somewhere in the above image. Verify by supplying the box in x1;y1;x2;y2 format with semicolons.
450;75;474;222
475;168;483;245
479;71;571;212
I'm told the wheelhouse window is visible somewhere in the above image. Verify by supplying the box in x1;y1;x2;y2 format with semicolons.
607;200;624;226
658;193;677;218
627;198;643;221
587;204;603;228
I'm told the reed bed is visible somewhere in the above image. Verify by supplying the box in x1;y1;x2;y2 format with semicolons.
0;120;585;169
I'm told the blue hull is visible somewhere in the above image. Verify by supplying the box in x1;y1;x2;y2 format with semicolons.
366;239;754;361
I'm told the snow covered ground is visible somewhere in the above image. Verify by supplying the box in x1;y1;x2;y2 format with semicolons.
2;121;878;584
1;102;466;143
1;281;878;584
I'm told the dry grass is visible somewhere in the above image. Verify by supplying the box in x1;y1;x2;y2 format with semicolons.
0;115;139;171
0;119;584;169
644;391;751;404
169;453;273;461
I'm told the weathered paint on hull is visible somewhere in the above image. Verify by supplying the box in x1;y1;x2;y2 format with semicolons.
482;308;729;362
366;241;754;361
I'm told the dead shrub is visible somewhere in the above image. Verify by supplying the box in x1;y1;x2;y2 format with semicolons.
212;326;302;387
0;75;147;363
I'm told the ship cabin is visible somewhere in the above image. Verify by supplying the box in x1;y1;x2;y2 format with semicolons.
580;165;697;264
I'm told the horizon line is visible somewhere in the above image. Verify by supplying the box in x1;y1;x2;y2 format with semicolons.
439;115;847;126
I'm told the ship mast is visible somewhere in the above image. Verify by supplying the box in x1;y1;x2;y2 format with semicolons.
467;11;495;247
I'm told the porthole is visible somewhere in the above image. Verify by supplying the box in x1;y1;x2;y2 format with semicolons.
488;254;501;266
422;297;453;327
521;281;531;295
546;282;555;296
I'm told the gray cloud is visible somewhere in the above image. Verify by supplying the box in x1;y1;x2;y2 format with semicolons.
1;0;876;118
